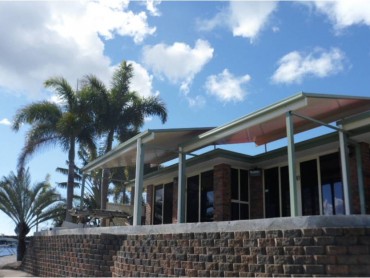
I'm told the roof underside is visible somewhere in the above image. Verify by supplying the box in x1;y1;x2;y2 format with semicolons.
182;92;370;152
83;92;370;173
83;128;214;171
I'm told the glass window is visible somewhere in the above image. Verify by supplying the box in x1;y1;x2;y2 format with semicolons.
264;167;280;218
320;152;344;215
186;175;200;223
186;170;214;223
163;183;174;224
231;169;249;220
300;159;320;215
153;185;163;225
280;166;290;217
201;170;214;222
264;166;290;218
153;183;173;225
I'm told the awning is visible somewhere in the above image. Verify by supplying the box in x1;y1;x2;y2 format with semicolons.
83;92;370;173
182;92;370;152
82;127;214;173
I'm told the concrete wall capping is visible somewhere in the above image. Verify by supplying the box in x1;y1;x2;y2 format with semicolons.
36;215;370;237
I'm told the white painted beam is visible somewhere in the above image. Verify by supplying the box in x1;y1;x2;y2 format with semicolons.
286;111;299;217
133;138;145;226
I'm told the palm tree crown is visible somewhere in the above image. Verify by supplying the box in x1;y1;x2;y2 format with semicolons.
0;169;63;260
81;61;168;212
12;77;96;221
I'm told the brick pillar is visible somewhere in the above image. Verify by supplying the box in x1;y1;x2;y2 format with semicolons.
349;143;370;214
362;143;370;214
250;174;264;219
213;164;231;221
145;185;153;225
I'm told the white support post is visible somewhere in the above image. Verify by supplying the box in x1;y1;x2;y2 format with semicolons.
338;125;351;215
177;146;186;223
133;138;145;226
286;111;299;217
80;174;86;209
355;144;366;214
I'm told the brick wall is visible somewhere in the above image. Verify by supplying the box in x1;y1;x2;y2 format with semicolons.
214;164;231;221
111;227;370;277
349;143;370;214
22;233;124;277
22;226;370;277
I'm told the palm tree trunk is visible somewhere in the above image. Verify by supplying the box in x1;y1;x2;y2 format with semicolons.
66;137;76;222
100;130;114;226
16;222;29;261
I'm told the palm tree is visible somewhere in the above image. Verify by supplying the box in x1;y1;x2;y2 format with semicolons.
13;77;96;221
81;61;168;211
0;169;64;261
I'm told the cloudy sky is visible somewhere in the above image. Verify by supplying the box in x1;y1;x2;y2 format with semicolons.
1;0;370;234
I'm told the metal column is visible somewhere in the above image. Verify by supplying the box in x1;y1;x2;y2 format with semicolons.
338;125;351;215
177;146;186;223
133;138;145;226
286;111;299;216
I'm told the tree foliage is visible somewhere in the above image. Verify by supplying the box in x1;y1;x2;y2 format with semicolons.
0;169;64;260
13;77;96;221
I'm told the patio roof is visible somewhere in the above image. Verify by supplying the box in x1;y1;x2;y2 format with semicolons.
82;127;214;172
83;92;370;173
181;92;370;152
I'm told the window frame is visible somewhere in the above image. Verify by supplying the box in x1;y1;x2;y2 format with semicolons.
230;168;250;220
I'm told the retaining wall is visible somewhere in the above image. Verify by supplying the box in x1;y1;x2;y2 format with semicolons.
22;216;370;277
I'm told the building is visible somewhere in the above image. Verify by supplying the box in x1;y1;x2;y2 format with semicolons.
82;92;370;226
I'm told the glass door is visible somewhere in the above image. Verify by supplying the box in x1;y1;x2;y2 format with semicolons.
300;159;320;215
320;153;345;215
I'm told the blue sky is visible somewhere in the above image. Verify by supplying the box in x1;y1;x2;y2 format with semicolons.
1;0;370;235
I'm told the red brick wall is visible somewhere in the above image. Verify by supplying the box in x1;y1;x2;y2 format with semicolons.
22;226;370;277
349;143;370;214
22;234;124;277
213;164;231;221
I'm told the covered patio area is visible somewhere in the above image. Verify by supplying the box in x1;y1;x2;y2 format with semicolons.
82;92;370;226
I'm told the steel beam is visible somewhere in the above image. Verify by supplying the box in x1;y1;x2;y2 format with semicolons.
133;138;145;226
338;125;351;215
286;111;299;216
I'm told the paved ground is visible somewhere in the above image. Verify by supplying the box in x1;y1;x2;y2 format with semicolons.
0;255;32;277
0;269;33;277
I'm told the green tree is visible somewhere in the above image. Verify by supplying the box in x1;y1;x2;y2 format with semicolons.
0;169;63;261
13;77;96;221
81;61;168;211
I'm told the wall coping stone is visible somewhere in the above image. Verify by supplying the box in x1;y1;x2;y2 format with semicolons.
35;215;370;237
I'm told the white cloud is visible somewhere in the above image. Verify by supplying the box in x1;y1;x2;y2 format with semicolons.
128;60;159;98
310;0;370;30
142;39;214;94
199;1;278;42
146;0;161;16
187;95;206;108
205;69;251;103
0;1;155;98
271;48;345;84
0;118;11;126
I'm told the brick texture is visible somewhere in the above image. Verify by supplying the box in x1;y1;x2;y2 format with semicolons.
22;227;370;277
